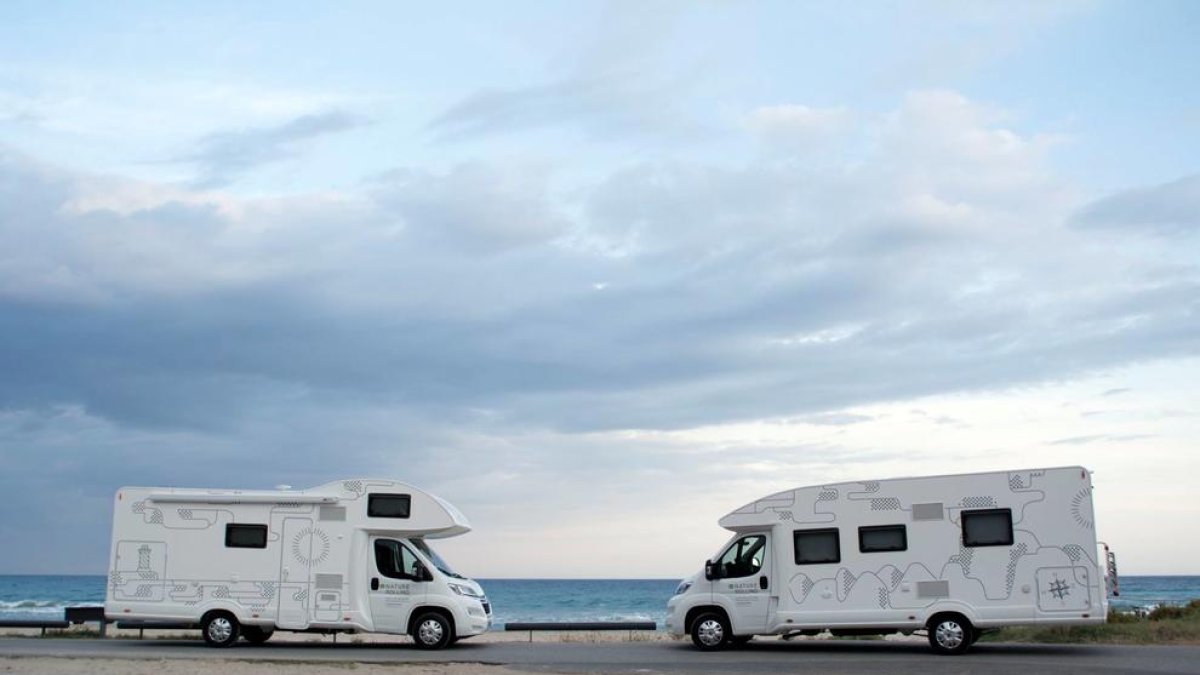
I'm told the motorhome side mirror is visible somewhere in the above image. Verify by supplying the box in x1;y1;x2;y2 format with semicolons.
704;560;717;580
412;561;432;582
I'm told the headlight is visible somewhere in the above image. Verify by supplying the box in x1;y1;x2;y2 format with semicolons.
674;580;692;596
449;582;483;598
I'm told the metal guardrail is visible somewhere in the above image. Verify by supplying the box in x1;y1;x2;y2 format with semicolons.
504;621;658;641
0;620;70;637
505;621;657;631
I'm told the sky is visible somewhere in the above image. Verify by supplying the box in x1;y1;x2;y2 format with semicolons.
0;0;1197;578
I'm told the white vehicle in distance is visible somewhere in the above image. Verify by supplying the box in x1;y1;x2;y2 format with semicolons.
105;479;490;648
666;466;1117;654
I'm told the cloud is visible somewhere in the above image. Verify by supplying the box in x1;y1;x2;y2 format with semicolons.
426;3;701;143
1071;174;1200;236
798;412;874;426
2;88;1199;573
371;163;569;252
178;110;370;187
746;105;852;153
1047;433;1158;446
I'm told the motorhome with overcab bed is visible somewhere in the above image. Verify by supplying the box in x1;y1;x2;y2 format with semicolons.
105;479;490;648
666;466;1119;654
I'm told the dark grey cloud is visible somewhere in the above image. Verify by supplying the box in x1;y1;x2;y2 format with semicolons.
1071;174;1200;236
179;110;370;187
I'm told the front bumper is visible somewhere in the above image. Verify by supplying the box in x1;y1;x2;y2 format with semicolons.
665;596;684;637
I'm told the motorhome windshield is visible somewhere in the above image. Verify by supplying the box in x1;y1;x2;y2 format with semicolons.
412;539;464;578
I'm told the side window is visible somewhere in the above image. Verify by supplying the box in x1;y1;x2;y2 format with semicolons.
794;528;840;564
368;493;411;518
400;545;421;577
715;535;766;578
859;525;907;553
225;524;267;549
374;539;422;579
962;508;1013;547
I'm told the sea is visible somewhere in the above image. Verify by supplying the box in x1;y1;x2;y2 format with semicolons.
1;575;1197;628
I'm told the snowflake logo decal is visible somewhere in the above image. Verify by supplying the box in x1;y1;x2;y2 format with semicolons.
1047;575;1072;601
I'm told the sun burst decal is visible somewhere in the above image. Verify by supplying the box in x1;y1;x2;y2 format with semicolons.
1070;488;1094;530
291;527;331;566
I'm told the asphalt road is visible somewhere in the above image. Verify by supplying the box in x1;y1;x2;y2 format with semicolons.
2;637;1198;675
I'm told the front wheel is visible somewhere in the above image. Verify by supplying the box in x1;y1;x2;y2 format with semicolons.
411;611;453;650
202;612;240;648
690;612;730;651
927;614;973;655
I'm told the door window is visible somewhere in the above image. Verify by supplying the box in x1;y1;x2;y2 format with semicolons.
715;535;766;578
374;539;422;579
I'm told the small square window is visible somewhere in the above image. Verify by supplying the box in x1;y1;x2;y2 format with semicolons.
225;523;268;549
368;493;411;518
859;524;907;553
794;528;840;565
962;508;1013;547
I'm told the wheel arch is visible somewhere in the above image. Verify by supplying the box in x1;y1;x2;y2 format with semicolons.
684;605;730;635
921;601;980;628
407;605;457;637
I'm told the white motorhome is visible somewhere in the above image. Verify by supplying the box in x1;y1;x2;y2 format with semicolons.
105;479;491;648
666;466;1117;654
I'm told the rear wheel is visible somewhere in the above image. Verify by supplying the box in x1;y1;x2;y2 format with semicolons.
242;626;274;644
927;613;973;655
690;612;730;651
411;611;453;650
202;612;240;648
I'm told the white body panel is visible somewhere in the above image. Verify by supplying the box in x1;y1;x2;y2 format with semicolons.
105;479;490;639
667;466;1109;638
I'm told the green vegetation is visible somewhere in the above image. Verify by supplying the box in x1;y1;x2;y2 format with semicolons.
982;600;1200;645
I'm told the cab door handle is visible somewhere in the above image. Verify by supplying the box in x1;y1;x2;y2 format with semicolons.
371;577;380;591
759;576;768;590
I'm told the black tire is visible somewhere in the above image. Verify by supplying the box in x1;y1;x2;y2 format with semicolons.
410;611;453;650
927;613;973;655
690;612;730;651
242;625;274;644
202;612;240;648
969;627;983;645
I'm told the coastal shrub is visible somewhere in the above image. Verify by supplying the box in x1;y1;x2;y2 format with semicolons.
1106;608;1140;624
984;598;1200;645
1148;600;1200;622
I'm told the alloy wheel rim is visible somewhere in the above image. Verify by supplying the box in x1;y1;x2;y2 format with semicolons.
697;619;724;646
208;617;233;643
935;620;964;649
419;619;445;644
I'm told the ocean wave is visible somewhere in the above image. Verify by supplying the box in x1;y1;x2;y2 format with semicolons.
0;600;67;609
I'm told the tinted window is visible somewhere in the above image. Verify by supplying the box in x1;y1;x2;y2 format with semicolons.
225;524;267;549
368;493;411;518
794;528;840;564
714;535;766;578
374;539;422;579
859;525;907;552
962;508;1013;547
